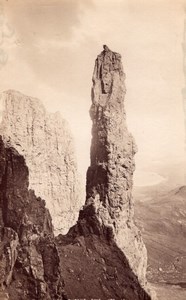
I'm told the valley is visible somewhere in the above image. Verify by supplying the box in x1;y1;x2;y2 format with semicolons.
135;182;186;299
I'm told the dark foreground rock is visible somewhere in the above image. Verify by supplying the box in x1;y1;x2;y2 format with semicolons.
0;136;66;300
56;233;151;300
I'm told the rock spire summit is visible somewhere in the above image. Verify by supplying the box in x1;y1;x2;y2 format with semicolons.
78;46;150;287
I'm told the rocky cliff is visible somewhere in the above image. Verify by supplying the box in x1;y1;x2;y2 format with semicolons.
0;136;66;299
0;90;81;234
0;134;151;300
83;45;148;284
0;46;155;300
56;46;154;299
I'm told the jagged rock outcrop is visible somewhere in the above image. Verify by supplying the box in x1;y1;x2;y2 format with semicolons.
0;90;81;234
0;46;155;300
0;134;151;300
84;45;148;284
57;232;151;300
0;136;66;299
56;46;154;299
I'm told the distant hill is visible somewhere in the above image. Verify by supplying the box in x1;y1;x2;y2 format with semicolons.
135;185;186;285
174;186;186;198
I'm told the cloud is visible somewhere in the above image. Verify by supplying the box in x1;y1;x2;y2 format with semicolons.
3;0;93;45
0;0;185;178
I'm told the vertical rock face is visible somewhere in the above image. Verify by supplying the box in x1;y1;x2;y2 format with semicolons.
0;90;81;234
0;133;151;300
0;136;65;299
57;46;154;300
85;45;147;285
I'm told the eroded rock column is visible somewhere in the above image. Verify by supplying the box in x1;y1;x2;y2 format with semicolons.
84;45;147;285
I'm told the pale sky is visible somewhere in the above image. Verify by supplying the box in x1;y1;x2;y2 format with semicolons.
0;0;186;186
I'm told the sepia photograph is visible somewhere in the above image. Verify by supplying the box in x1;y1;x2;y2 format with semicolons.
0;1;186;299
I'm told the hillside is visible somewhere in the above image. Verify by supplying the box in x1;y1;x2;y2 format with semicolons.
135;184;186;299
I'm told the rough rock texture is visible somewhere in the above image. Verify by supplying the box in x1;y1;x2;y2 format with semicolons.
0;228;18;288
85;45;148;285
0;90;81;234
57;233;151;300
0;136;66;299
0;134;151;300
0;46;155;300
56;46;154;299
